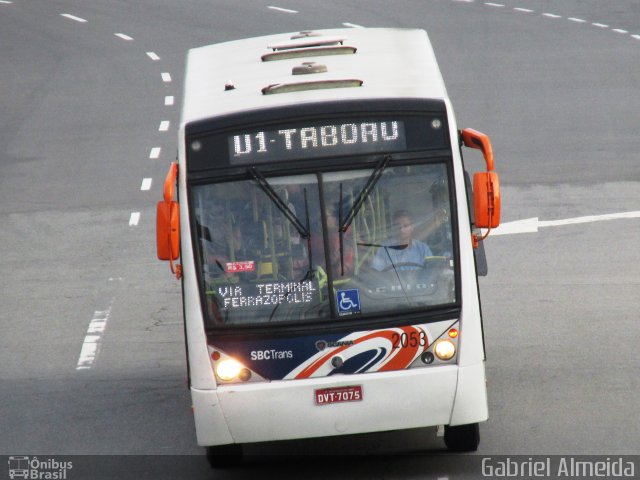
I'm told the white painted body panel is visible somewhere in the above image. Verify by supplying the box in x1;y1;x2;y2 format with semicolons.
177;28;489;446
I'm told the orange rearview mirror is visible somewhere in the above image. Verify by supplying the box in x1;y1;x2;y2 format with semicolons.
473;171;500;229
156;201;180;261
156;162;181;278
461;128;501;242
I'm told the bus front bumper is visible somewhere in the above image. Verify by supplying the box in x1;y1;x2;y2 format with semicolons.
191;362;487;446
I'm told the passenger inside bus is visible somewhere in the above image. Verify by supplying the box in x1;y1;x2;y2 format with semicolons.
311;206;354;278
205;225;247;276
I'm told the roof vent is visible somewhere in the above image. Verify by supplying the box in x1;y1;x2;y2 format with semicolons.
290;31;322;40
262;79;363;95
267;36;346;51
261;45;357;62
292;62;327;75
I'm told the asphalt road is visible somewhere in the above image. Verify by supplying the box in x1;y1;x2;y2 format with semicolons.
1;0;639;478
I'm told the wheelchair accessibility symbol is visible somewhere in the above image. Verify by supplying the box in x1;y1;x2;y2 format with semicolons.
337;289;361;316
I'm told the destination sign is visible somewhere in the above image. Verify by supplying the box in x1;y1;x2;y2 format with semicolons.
227;120;407;164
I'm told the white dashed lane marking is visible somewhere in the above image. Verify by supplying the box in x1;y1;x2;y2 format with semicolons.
268;6;298;13
159;121;170;131
456;1;640;42
76;304;113;370
129;212;141;226
146;51;161;61
60;13;87;22
149;147;161;159
141;178;152;191
114;33;134;41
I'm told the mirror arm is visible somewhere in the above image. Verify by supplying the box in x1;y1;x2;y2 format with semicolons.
164;162;178;203
164;162;182;279
460;128;494;172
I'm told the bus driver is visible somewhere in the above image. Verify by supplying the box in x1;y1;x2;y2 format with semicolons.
371;210;433;271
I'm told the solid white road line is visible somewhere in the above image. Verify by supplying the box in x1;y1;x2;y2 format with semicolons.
489;211;640;236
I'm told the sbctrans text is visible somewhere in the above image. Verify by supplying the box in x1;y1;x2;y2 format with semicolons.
250;349;294;361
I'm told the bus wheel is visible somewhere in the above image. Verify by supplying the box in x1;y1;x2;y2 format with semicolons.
444;423;480;452
206;444;243;468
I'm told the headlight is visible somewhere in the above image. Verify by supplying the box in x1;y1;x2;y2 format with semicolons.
216;359;244;381
434;339;456;361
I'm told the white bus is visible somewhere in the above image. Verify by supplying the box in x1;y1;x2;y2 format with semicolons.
157;28;500;465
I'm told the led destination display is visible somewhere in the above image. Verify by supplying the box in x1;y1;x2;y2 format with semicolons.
228;120;407;164
186;111;449;171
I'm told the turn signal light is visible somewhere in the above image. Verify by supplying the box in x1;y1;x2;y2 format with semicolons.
448;328;459;339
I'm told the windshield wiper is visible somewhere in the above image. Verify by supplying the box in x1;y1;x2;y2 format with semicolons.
248;168;316;322
338;155;392;276
249;167;310;240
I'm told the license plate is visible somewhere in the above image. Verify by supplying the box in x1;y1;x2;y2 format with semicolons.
314;385;363;405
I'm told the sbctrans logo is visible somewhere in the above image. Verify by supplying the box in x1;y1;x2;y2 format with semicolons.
7;456;72;479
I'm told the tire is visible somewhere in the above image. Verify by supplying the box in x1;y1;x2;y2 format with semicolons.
206;444;243;468
444;423;480;452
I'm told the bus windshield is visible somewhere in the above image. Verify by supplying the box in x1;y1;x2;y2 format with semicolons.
193;161;455;327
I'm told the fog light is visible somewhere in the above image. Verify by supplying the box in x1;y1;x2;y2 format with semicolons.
216;359;243;381
421;351;435;364
238;368;252;382
434;339;456;360
331;355;344;369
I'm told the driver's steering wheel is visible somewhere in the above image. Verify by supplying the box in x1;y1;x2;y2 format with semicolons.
380;262;426;272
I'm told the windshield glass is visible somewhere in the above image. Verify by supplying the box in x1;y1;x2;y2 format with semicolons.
192;162;455;327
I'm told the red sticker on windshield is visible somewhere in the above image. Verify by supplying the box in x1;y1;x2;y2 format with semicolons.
226;261;255;273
